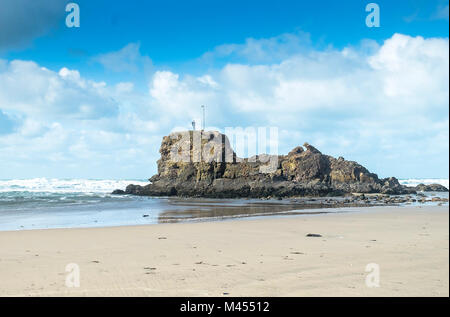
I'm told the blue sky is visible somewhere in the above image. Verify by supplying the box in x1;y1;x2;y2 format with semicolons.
0;0;449;179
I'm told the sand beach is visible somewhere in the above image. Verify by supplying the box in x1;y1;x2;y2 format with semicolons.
0;206;447;297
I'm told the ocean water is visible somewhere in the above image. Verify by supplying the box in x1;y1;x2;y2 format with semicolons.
0;178;448;231
399;178;449;188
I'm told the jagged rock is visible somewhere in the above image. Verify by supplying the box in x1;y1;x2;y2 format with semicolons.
117;131;413;198
414;183;449;192
303;142;321;154
288;146;304;156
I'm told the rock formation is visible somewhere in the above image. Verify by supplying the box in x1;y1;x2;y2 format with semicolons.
414;183;449;192
115;131;421;198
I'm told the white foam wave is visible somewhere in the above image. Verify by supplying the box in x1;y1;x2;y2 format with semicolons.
399;178;449;189
0;178;149;193
1;178;447;194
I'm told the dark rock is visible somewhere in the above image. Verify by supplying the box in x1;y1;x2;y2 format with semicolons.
118;130;413;198
414;183;449;192
288;146;304;155
306;233;322;237
303;142;321;154
111;189;126;195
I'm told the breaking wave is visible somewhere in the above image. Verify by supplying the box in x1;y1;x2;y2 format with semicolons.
0;178;149;194
399;178;449;189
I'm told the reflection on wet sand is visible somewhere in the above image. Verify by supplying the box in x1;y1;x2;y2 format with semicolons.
157;197;377;223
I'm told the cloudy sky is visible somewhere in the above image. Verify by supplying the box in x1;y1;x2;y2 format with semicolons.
0;0;448;179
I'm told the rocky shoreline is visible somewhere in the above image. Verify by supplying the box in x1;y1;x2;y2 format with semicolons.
113;131;448;198
155;194;450;223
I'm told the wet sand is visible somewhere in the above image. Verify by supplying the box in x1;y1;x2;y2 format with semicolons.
0;206;448;296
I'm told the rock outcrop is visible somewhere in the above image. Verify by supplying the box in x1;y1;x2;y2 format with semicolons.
117;130;415;198
414;183;449;192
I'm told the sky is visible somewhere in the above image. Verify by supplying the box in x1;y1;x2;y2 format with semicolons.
0;0;449;180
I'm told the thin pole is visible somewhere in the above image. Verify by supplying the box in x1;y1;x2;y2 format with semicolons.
201;105;205;131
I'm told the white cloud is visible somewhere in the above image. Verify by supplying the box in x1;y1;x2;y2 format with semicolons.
369;34;448;108
149;71;219;120
0;109;16;134
0;59;161;178
93;42;153;73
200;30;312;64
0;60;119;120
0;33;448;179
433;3;449;20
144;33;449;178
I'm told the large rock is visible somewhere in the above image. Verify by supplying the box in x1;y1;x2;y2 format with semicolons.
117;131;414;198
414;183;449;192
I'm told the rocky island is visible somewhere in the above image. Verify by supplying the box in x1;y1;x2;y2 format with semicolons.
114;131;448;198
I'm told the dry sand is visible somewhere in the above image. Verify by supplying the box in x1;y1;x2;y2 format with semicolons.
0;206;448;297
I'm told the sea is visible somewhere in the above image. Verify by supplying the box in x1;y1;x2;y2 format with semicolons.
0;178;448;231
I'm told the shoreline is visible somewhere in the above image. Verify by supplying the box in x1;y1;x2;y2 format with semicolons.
0;191;447;232
0;205;448;296
0;203;444;233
